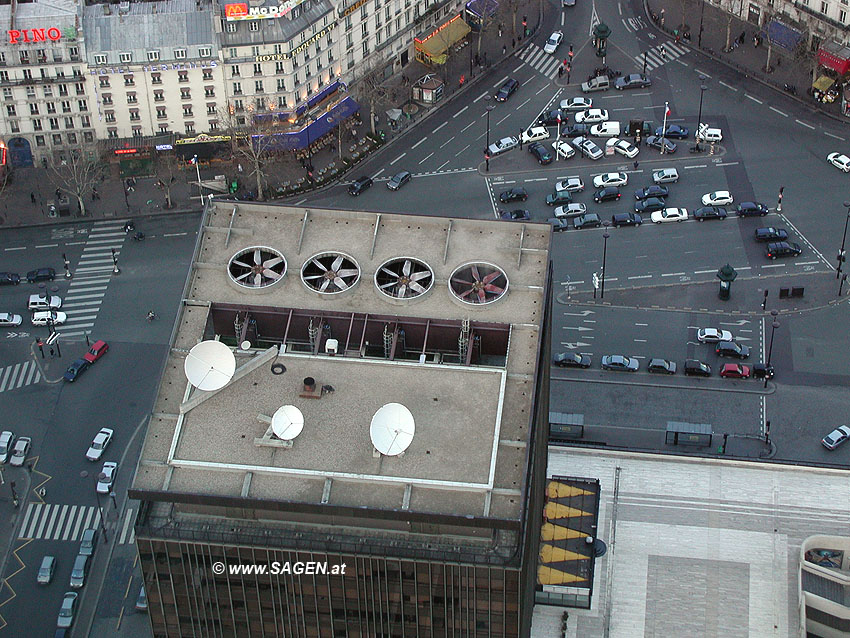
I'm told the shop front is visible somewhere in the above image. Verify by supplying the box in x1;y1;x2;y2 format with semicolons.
414;14;471;66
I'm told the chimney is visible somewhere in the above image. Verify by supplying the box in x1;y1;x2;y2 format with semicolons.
303;377;315;393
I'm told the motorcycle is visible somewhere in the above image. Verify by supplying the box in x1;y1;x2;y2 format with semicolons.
123;221;135;233
783;83;797;96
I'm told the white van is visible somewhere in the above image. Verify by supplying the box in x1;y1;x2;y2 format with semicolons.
589;122;621;137
28;294;62;311
696;124;723;142
581;75;609;93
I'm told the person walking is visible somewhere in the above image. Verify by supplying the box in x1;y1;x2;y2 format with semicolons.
502;45;507;55
633;160;639;170
512;38;515;48
30;192;36;204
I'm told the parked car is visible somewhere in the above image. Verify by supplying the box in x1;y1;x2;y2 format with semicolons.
720;363;751;378
9;436;31;467
554;203;587;218
83;340;109;364
487;136;519;156
0;312;22;327
543;30;563;54
31;311;67;326
635;185;669;200
736;201;769;217
592;172;628;188
647;358;676;374
529;142;553;164
521;126;549;143
347;176;373;196
766;241;802;259
822;424;850;449
560;97;592;111
63;359;90;383
500;209;531;220
645;136;677;153
0;431;14;464
495;78;519;102
538;109;567;127
827;152;850;172
601;354;639;371
650;207;688;223
572;136;603;160
70;554;89;589
702;190;734;206
715;341;751;359
0;272;20;285
697;328;733;343
635;197;666;214
593;187;621;203
607;138;639;158
652;168;679;184
560;123;591;138
752;363;775;379
555;177;584;193
548;217;571;232
573;213;602;229
85;428;114;461
693;206;728;221
386;170;411;191
79;528;98;556
57;592;78;628
683;359;711;376
28;293;62;311
26;268;55;283
655;124;690;139
574;108;609;124
615;73;651;89
552;140;576;159
612;212;642;227
546;190;573;206
754;227;788;242
37;555;56;585
96;462;117;494
499;187;528;203
553;352;592;368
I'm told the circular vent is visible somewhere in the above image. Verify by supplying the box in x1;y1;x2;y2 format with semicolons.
228;246;287;290
374;257;434;302
449;262;509;305
301;251;361;295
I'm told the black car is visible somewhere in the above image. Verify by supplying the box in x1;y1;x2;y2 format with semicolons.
26;268;55;283
553;352;592;368
693;206;728;221
752;363;775;379
500;209;530;220
63;359;90;382
546;191;572;206
737;201;769;217
529;142;553;165
0;272;20;286
548;217;570;232
386;170;411;191
684;359;711;376
715;341;751;359
645;136;677;153
495;78;519;102
348;176;373;196
647;358;676;374
612;212;642;227
765;241;802;259
538;109;567;127
754;227;788;242
594;187;621;203
635;185;669;200
634;197;666;214
500;187;528;203
573;213;602;229
560;123;591;138
654;124;689;139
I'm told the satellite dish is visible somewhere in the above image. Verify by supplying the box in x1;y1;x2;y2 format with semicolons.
271;405;304;440
184;340;236;391
240;340;252;350
370;403;415;456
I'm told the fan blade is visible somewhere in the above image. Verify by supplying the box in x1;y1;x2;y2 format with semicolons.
262;269;282;281
482;271;502;284
235;272;253;282
402;260;412;276
336;268;359;278
333;276;350;290
379;281;397;290
302;274;325;281
380;267;398;277
331;255;344;271
470;265;481;281
319;278;331;292
458;288;475;298
483;283;505;294
477;288;487;303
410;270;431;282
253;248;262;265
253;273;263;286
310;257;327;270
452;277;474;286
409;281;427;294
397;284;408;297
231;260;252;270
263;257;284;269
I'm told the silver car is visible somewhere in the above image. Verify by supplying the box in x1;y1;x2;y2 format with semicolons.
487;136;519;156
652;168;679;184
0;431;14;464
601;355;639;371
9;436;30;467
57;591;78;628
70;554;88;589
572;136;603;160
553;203;587;218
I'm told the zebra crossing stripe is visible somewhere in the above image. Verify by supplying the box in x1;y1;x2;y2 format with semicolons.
52;505;70;540
24;362;39;386
45;505;61;539
119;509;135;544
71;507;88;540
0;366;12;392
61;506;79;540
35;505;50;538
20;503;36;537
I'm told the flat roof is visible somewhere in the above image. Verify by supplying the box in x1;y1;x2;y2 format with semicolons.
133;202;552;521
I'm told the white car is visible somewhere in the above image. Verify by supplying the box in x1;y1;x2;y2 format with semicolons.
701;190;734;206
697;328;734;343
572;136;603;160
574;108;609;124
650;207;688;223
827;152;850;172
0;431;14;464
560;97;592;111
593;172;628;188
86;427;114;461
552;140;575;159
9;436;30;467
521;126;550;144
607;138;639;158
553;203;587;218
652;168;679;184
96;462;117;494
0;313;22;327
31;311;67;326
543;31;563;54
487;136;519;156
555;177;584;193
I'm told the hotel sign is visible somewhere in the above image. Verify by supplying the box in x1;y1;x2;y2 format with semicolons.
254;24;335;61
338;0;368;18
224;0;307;21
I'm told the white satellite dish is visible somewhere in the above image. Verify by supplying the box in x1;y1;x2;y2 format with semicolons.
184;340;236;391
271;405;304;440
240;340;252;350
370;403;415;456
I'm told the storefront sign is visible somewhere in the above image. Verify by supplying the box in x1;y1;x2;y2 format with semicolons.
224;0;306;21
338;0;367;18
90;61;218;76
156;144;174;151
8;27;62;44
114;148;139;155
175;134;232;145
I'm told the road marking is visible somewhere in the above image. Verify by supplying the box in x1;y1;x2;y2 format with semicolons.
536;84;550;95
795;119;815;129
524;177;547;182
453;105;469;118
518;98;531;109
52;505;69;540
683;164;706;169
628;274;652;279
437;159;450;171
824;131;846;141
419;152;434;164
761;263;786;268
411;137;427;149
633;338;647;342
512;63;526;73
694;69;712;78
693;269;715;274
4;246;26;251
119;509;135;544
473;91;489;103
460;121;475;133
162;232;188;237
769;106;788;117
493;75;509;89
795;260;820;266
439;136;455;149
745;94;763;104
389;153;406;166
433;122;447;133
634;323;648;326
715;161;738;166
455;144;470;157
496;112;512;125
562;326;594;331
62;506;79;540
35;244;59;249
718;81;737;91
661;272;686;277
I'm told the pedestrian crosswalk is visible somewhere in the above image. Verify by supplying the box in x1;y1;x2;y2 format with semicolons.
517;44;563;80
61;220;127;339
19;503;138;545
633;40;689;72
0;360;41;393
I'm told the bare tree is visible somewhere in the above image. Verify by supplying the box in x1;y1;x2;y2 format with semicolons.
219;107;281;201
355;61;393;137
48;146;105;217
472;0;498;60
722;0;743;51
153;153;180;209
498;0;521;40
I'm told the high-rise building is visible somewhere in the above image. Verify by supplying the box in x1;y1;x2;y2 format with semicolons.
131;201;553;636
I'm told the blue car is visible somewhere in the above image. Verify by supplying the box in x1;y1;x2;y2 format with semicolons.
500;209;530;220
63;359;90;382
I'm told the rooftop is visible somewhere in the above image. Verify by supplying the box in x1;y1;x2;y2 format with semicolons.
0;0;78;24
132;202;552;522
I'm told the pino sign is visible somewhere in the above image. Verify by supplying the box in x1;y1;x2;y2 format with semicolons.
224;0;306;20
8;28;62;44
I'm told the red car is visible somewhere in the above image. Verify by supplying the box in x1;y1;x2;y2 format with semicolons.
83;340;109;364
720;363;750;379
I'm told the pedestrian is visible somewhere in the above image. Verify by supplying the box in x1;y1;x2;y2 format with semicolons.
739;31;745;44
633;160;639;170
238;163;243;173
55;188;61;199
563;58;568;66
512;38;515;48
49;347;54;358
502;45;507;55
660;45;666;58
30;192;36;204
558;66;564;78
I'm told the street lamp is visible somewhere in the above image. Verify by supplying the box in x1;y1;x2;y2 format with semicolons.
642;51;648;74
765;309;779;388
600;222;611;299
695;80;708;151
836;200;850;281
484;96;494;172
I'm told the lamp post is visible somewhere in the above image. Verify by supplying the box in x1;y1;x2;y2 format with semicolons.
192;155;203;203
484;96;494;172
765;309;779;388
695;80;707;151
642;51;648;74
81;470;108;541
836;200;850;281
600;222;611;299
